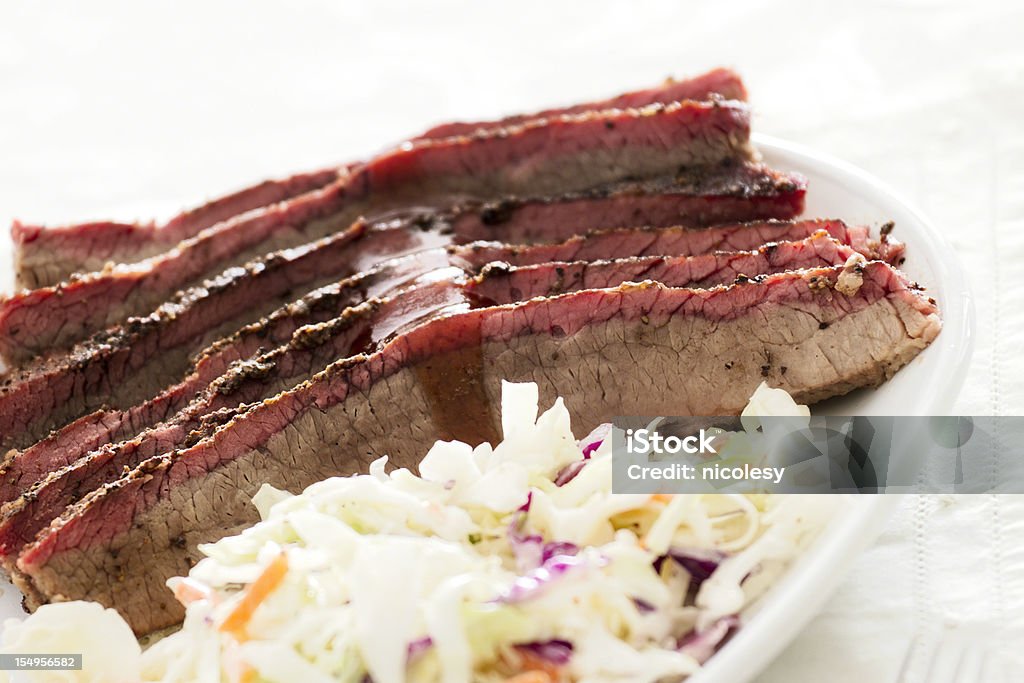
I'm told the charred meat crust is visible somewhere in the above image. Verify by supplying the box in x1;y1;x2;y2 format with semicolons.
416;67;748;139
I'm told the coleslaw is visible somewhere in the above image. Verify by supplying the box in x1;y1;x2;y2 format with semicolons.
0;381;838;683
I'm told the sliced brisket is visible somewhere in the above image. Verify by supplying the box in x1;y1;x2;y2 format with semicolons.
0;215;892;454
0;217;850;491
0;246;457;488
0;232;859;556
13;261;940;634
445;163;806;243
12;168;344;289
416;67;747;139
458;220;904;267
0;99;753;362
14;67;744;288
0;222;451;452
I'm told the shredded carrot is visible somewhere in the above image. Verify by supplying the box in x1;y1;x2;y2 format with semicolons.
652;494;674;503
503;673;553;683
236;664;257;683
219;552;289;638
519;649;562;678
173;577;215;606
500;647;563;682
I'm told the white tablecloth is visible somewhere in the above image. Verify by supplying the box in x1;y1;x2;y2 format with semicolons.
1;1;1022;679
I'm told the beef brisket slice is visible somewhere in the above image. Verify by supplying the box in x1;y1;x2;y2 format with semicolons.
15;262;940;634
15;67;744;288
12;168;344;289
416;67;746;139
446;163;805;243
0;217;897;454
0;216;881;454
0;99;752;362
0;217;844;492
0;224;451;451
0;232;858;557
0;248;461;499
456;219;904;267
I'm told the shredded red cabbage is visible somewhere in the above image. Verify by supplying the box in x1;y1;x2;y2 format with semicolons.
508;508;579;572
514;639;574;665
540;541;579;563
579;423;611;458
632;597;656;613
656;547;727;587
500;554;593;603
677;615;740;663
555;422;609;486
554;460;587;486
407;636;432;660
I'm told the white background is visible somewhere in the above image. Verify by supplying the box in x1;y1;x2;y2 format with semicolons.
2;1;1023;680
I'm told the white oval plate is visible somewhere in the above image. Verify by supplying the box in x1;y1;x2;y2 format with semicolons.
689;135;974;683
0;137;974;677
